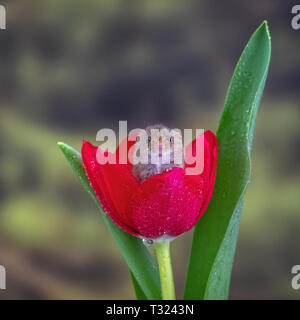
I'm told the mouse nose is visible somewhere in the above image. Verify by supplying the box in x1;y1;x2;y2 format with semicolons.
159;141;167;152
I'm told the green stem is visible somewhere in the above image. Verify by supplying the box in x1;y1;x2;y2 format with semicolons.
154;241;176;300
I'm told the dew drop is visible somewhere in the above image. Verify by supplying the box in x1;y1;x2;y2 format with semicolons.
142;238;153;247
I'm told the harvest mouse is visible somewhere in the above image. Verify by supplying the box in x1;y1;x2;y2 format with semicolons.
132;124;184;182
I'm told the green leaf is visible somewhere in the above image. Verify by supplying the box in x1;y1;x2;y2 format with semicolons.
57;142;161;300
184;21;271;300
130;271;147;300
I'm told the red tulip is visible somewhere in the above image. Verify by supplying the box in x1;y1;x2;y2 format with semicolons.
81;130;217;240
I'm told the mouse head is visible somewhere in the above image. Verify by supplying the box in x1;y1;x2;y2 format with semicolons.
144;124;183;164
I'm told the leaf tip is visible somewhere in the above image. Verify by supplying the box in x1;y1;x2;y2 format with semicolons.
260;20;271;42
57;141;66;152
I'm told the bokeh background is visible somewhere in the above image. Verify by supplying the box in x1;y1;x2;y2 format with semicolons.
0;0;300;299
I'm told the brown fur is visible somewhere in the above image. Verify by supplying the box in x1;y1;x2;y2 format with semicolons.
132;124;184;182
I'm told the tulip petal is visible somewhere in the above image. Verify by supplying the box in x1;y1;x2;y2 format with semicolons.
198;130;218;215
82;130;217;241
185;130;218;224
81;140;140;236
115;132;139;165
128;167;205;239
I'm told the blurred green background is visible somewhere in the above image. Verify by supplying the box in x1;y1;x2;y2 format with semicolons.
0;0;300;299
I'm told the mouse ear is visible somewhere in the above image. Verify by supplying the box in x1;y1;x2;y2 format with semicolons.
145;123;168;132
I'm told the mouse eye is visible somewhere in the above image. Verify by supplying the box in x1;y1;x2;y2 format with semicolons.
170;137;174;143
147;136;151;143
